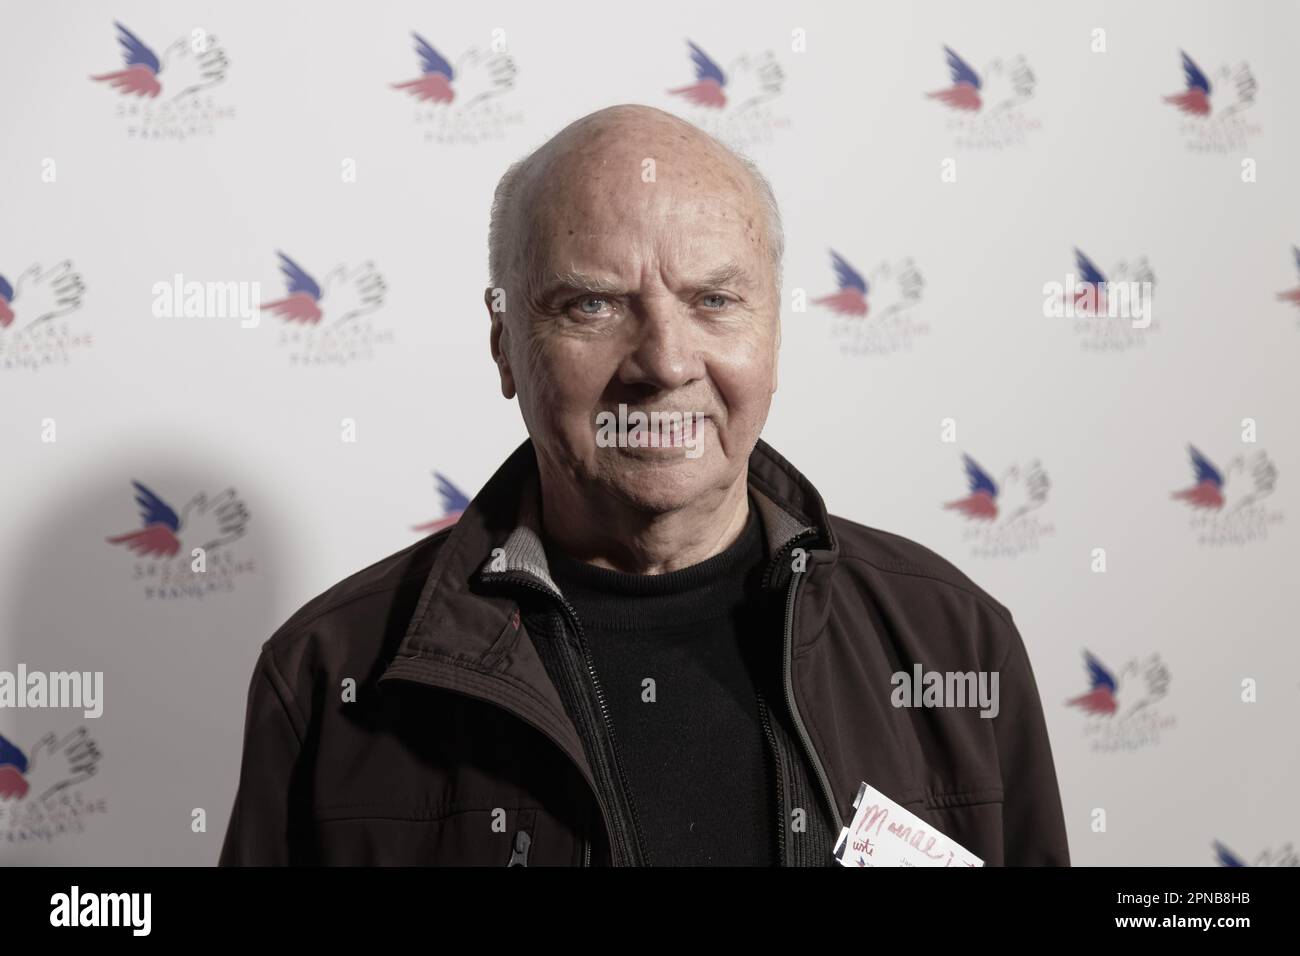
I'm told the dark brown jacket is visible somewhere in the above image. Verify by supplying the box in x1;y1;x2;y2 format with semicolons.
219;438;1070;866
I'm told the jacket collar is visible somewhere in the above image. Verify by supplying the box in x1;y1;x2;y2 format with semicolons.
382;436;836;677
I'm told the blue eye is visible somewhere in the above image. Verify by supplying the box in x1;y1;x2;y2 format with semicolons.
701;294;728;309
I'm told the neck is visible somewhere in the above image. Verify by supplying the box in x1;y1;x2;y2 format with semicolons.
537;464;752;575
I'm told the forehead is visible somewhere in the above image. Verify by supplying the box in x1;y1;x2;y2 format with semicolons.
527;150;769;274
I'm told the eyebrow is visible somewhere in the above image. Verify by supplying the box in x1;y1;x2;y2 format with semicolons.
537;269;626;300
535;261;754;301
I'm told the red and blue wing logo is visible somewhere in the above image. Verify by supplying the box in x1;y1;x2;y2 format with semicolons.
926;46;982;112
0;734;30;800
814;251;869;317
105;480;182;557
392;33;456;103
261;252;324;324
1277;246;1300;309
90;22;162;98
944;454;999;520
412;472;470;533
0;273;13;327
1214;841;1247;867
1163;50;1212;116
1067;651;1120;715
668;41;728;108
1074;248;1109;314
1171;445;1225;510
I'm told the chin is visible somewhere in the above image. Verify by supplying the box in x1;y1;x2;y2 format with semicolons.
596;453;727;514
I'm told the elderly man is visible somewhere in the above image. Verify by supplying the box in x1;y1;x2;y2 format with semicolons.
220;105;1069;867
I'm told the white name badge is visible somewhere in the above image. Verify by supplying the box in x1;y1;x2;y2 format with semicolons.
832;782;984;867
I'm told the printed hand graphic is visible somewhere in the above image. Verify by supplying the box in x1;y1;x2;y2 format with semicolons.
12;261;86;329
868;259;925;318
161;33;229;100
726;52;784;111
453;48;517;108
321;262;386;324
180;488;249;551
25;728;101;802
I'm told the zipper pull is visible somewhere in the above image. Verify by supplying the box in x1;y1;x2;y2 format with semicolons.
507;828;532;866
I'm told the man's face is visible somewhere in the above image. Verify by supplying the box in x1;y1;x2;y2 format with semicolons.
491;139;780;514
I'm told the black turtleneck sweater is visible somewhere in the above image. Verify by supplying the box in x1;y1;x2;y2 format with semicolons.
544;501;778;866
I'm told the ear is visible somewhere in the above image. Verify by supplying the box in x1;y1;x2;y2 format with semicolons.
486;287;516;400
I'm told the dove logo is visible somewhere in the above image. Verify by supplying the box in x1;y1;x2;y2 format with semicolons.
1162;50;1260;153
412;472;470;534
943;453;1053;558
90;22;233;140
926;46;1040;149
1066;651;1176;753
262;252;394;366
392;32;522;145
665;41;789;147
814;250;927;356
1277;246;1300;318
0;728;107;844
106;480;255;598
1214;840;1299;868
1170;445;1281;546
0;261;92;372
1043;249;1159;350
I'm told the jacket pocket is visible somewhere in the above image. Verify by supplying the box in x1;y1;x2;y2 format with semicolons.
310;804;588;865
910;787;1005;867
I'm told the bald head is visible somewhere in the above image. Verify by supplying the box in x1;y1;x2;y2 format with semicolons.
487;104;783;305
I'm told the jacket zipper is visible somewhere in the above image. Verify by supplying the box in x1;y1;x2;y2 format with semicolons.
507;828;532;866
781;567;845;838
485;572;645;867
756;692;786;865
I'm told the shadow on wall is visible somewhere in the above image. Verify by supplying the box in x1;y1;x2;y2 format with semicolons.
1;448;283;864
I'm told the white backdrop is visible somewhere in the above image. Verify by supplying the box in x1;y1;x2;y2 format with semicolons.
1;0;1297;866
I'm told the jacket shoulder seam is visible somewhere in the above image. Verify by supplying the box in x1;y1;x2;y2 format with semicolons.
260;643;307;746
270;529;454;648
836;553;1015;629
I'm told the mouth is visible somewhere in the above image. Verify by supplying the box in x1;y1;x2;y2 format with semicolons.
594;408;713;457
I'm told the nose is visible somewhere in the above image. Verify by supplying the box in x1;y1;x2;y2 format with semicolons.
616;298;701;392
